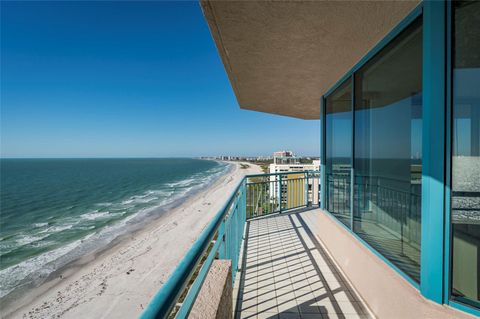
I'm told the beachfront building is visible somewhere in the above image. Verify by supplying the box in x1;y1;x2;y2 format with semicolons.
272;151;297;165
269;156;320;207
142;1;479;318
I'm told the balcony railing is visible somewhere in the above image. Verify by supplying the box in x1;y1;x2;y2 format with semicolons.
326;173;422;243
246;171;321;219
140;171;320;319
140;170;480;318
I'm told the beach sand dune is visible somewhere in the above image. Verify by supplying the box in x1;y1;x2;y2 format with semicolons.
4;162;261;319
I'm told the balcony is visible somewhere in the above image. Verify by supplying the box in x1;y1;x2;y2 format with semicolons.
197;1;480;316
234;211;371;319
140;171;475;319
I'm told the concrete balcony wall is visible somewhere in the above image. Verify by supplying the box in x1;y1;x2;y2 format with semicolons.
301;209;476;319
190;260;232;319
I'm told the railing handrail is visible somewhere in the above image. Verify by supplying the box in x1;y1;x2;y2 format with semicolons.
140;177;246;319
246;170;320;178
328;172;421;185
452;190;480;197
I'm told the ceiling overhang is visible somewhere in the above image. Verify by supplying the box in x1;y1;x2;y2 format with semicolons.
201;0;420;119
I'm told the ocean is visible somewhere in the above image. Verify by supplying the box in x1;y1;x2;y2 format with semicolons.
0;158;230;300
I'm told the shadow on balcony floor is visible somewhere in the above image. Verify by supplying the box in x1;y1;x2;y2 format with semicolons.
233;211;373;319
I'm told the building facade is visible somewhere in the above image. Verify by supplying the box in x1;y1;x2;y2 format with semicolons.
201;0;479;316
269;159;320;206
320;2;479;314
273;150;297;164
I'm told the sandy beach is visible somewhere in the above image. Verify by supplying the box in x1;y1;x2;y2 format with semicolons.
3;162;261;319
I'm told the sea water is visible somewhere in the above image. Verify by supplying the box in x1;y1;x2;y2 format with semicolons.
0;158;230;300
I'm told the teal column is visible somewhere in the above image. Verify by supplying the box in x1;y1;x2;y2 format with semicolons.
350;74;355;229
320;96;326;210
420;0;446;304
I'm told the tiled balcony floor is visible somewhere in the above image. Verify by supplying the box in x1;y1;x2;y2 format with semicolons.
233;211;373;319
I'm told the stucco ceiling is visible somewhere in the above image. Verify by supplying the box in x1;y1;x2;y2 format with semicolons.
201;0;421;119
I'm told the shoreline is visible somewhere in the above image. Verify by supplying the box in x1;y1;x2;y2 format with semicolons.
0;160;232;306
3;161;261;319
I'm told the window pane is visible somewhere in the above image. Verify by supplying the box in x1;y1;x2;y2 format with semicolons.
451;0;480;308
353;19;422;282
326;79;352;227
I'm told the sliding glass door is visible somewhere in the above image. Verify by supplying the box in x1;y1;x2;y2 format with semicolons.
324;17;423;282
325;79;352;227
451;0;480;309
352;18;423;282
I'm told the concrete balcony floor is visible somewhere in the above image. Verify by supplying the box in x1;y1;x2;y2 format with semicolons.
233;210;373;319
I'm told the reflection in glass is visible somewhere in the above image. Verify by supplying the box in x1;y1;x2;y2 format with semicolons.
353;19;422;282
326;79;352;227
451;0;480;309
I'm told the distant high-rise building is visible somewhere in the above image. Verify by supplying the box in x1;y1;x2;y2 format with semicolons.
269;157;320;205
272;150;299;165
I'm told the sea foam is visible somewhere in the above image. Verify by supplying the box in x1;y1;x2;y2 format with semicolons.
0;160;232;302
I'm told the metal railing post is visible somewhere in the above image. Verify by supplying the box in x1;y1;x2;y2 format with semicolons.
305;173;313;207
279;174;283;213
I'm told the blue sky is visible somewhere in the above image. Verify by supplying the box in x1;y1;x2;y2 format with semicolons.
1;1;319;158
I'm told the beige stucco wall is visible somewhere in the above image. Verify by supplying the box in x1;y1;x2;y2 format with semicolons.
189;260;232;319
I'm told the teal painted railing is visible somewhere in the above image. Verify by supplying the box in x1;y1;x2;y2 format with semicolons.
140;170;320;319
246;171;320;219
